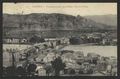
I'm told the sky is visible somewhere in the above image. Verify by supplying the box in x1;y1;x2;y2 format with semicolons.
3;3;117;16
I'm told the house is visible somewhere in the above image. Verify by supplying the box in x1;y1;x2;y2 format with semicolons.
86;33;102;43
60;38;70;45
61;53;75;63
3;38;28;44
21;39;28;43
111;39;117;45
43;53;56;63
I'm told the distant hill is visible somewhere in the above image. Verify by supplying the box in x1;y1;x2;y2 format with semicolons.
85;15;117;27
3;13;116;38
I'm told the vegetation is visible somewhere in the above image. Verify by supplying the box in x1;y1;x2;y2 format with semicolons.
29;35;45;43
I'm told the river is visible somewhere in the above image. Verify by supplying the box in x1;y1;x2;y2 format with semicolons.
61;45;117;57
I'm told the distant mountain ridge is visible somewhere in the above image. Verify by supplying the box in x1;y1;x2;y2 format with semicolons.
85;14;117;26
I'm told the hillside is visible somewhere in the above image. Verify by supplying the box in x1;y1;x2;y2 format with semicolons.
3;13;116;38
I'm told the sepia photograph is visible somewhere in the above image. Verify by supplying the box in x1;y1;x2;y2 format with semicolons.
3;3;117;76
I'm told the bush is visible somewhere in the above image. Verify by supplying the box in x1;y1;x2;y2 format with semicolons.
29;35;45;43
5;66;16;76
68;68;76;74
16;66;26;76
27;64;37;74
88;69;93;74
78;70;84;74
